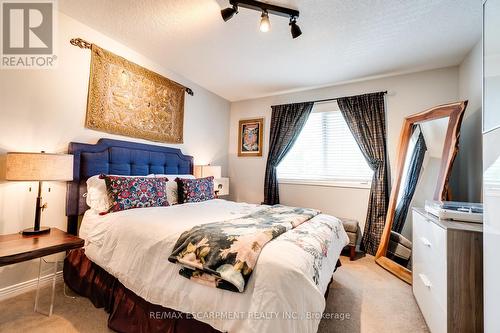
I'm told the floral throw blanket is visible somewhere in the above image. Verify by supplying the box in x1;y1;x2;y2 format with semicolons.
168;205;320;292
278;216;343;285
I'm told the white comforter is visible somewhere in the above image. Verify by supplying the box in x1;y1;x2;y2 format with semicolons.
80;199;349;333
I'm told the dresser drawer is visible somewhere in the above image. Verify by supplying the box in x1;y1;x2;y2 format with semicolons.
414;213;446;260
412;211;447;333
413;267;447;333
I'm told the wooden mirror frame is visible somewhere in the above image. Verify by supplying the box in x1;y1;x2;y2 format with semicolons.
375;101;467;284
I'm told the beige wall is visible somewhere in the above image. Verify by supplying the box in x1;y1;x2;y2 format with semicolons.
0;13;230;290
228;67;460;233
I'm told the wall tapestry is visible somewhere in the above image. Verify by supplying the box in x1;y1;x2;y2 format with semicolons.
72;38;191;143
238;118;264;157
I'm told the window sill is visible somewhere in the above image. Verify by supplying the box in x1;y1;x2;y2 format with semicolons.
278;178;371;189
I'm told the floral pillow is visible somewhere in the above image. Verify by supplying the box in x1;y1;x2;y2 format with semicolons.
177;176;215;203
150;174;195;205
101;175;169;213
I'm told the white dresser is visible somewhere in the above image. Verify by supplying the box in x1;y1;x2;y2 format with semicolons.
412;208;483;333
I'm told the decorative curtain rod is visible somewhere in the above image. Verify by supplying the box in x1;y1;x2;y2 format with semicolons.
271;90;388;107
69;38;194;96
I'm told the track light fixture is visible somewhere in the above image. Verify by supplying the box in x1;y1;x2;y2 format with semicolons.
220;0;302;39
259;11;270;32
221;5;238;22
289;17;302;39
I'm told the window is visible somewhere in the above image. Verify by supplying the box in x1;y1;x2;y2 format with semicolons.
277;102;373;186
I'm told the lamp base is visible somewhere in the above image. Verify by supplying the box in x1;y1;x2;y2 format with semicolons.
22;226;51;236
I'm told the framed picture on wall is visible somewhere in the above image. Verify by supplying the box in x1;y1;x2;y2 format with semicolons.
238;118;264;157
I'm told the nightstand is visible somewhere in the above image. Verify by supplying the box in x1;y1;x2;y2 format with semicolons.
0;228;84;316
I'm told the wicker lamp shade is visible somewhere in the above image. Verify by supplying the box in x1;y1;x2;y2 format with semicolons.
4;152;73;181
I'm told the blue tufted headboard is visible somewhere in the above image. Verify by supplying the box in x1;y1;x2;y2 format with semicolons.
66;138;193;234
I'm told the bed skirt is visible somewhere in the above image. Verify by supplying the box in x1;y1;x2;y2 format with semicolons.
64;248;341;333
63;248;221;333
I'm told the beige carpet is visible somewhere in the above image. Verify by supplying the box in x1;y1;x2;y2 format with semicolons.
0;255;428;333
317;255;428;333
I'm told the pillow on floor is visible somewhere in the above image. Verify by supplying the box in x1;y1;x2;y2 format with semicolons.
101;175;169;213
176;176;215;203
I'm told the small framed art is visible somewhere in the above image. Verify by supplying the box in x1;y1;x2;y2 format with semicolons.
238;118;264;157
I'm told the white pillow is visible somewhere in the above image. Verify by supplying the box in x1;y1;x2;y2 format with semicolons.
85;174;156;212
151;174;195;205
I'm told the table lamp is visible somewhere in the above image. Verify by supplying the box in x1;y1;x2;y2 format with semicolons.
194;165;222;179
3;152;74;235
194;165;229;197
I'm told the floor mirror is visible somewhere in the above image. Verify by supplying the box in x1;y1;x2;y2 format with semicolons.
375;101;467;284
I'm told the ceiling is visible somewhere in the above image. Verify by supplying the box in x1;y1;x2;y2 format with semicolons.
59;0;482;101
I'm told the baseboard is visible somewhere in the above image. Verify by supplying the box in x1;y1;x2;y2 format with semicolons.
0;270;63;302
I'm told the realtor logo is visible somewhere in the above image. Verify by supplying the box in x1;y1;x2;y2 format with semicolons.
1;0;57;68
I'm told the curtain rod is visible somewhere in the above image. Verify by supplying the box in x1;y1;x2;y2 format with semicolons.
69;38;194;96
272;90;388;107
311;90;388;104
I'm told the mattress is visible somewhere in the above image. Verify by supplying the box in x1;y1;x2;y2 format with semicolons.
80;199;349;333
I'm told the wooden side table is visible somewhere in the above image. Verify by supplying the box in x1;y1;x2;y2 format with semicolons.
0;228;84;315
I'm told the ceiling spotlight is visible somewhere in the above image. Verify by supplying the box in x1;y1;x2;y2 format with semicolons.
290;18;302;39
220;1;302;39
259;11;270;32
221;5;238;22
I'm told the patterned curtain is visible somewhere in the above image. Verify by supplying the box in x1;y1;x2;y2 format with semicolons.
337;92;388;255
264;102;314;205
392;126;427;233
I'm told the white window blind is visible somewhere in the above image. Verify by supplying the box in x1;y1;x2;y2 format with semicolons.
277;103;373;183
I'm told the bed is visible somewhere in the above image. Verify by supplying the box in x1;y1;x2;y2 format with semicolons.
63;138;349;333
